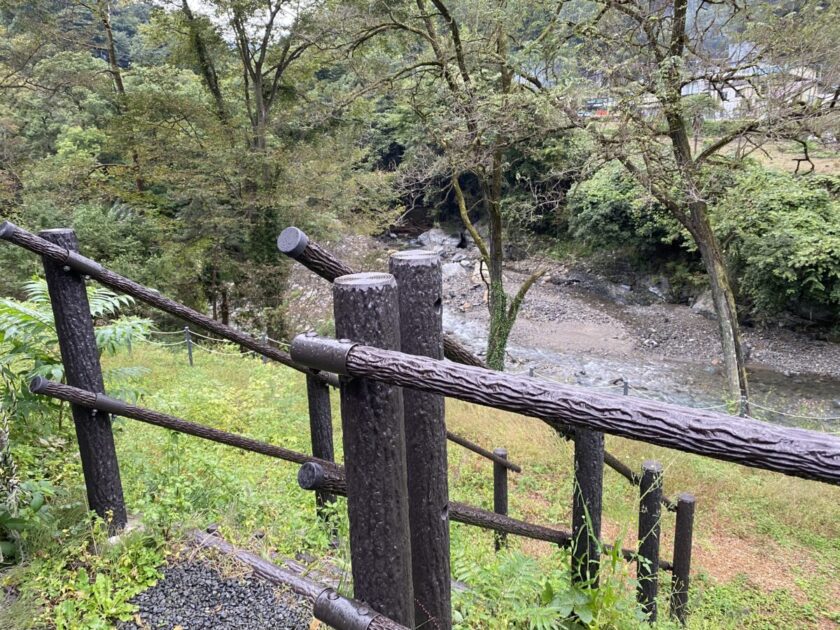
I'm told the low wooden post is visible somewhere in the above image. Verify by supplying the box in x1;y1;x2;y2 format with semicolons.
670;492;696;625
305;374;336;520
493;447;509;552
390;250;450;629
571;429;604;586
333;272;414;627
40;229;127;533
623;377;629;396
638;460;663;621
184;326;193;366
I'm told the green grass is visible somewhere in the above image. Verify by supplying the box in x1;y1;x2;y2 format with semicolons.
2;344;839;628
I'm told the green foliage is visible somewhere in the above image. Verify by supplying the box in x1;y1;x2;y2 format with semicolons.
712;169;840;319
450;542;647;628
0;279;151;418
567;163;683;252
3;522;164;630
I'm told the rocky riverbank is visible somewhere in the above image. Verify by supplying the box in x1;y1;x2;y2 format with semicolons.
284;229;840;421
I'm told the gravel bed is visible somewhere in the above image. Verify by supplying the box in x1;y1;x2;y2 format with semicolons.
118;561;311;630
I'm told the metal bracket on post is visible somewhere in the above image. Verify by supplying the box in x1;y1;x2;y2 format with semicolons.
291;333;355;375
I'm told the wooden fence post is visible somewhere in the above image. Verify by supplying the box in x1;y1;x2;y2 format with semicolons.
184;326;193;366
571;429;604;586
670;492;695;624
40;229;127;534
493;447;509;552
638;460;663;621
333;272;414;627
390;250;450;629
305;374;336;522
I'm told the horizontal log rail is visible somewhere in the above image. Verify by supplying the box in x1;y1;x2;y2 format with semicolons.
290;335;840;485
277;226;485;368
28;377;670;568
445;430;522;472
603;450;677;512
297;462;673;571
0;221;338;387
192;530;408;630
29;377;342;475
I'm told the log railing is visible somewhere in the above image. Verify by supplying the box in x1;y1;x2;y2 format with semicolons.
290;335;840;485
9;221;833;626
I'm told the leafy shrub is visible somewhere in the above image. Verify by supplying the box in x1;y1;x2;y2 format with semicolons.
451;541;647;628
566;162;682;253
0;279;151;418
712;169;840;319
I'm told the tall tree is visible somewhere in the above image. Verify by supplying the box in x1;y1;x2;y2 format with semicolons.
542;0;840;405
349;1;564;370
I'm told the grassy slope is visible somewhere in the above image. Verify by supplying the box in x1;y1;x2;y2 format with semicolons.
4;345;839;628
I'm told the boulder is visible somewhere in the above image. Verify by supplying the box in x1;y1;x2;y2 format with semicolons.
418;228;462;248
691;289;717;319
441;262;467;280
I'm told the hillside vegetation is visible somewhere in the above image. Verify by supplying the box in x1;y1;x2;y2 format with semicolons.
1;345;838;628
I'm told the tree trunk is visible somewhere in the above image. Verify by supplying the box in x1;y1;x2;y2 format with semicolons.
692;209;750;409
484;145;509;371
181;0;228;124
98;1;144;192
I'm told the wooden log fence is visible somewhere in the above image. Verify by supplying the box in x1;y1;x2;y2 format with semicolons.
0;221;338;387
289;335;840;485
192;530;409;630
492;448;509;552
278;225;652;493
637;461;664;621
14;221;837;625
40;229;127;533
390;251;451;629
295;461;673;571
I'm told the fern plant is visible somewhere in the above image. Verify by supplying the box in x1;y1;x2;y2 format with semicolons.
0;279;151;419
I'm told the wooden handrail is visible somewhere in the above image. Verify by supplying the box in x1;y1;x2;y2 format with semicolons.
291;335;840;485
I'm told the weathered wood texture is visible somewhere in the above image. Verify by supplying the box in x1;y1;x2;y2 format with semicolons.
191;531;409;630
296;461;673;570
638;461;663;621
40;229;126;533
333;273;415;627
289;338;840;485
446;431;522;471
670;493;696;625
0;221;335;385
305;375;336;514
390;251;451;630
604;450;676;512
277;226;486;368
572;429;604;586
30;377;341;473
493;448;509;551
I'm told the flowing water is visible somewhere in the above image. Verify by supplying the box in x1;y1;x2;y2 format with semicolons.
444;308;840;431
